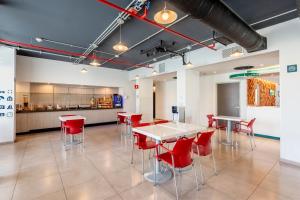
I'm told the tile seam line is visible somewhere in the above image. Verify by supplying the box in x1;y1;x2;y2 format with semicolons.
84;154;125;200
49;137;68;200
245;160;279;200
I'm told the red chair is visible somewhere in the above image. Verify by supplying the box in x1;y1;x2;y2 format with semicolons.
207;114;226;142
117;112;126;125
156;137;199;200
64;119;85;148
129;114;142;126
131;122;156;174
192;131;217;184
233;118;256;150
60;115;75;139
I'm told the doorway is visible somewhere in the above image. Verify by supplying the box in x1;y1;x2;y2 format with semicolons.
217;82;240;117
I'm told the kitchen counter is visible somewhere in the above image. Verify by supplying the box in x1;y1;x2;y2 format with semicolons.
16;107;122;113
16;108;123;133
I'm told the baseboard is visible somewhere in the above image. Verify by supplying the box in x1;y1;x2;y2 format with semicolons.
280;158;300;168
254;133;280;140
17;121;117;135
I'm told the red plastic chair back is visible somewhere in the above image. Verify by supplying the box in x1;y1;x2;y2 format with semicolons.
172;137;195;168
132;122;152;148
117;112;126;124
247;118;256;133
65;119;84;134
154;120;169;124
194;131;214;156
207;114;214;128
130;114;142;126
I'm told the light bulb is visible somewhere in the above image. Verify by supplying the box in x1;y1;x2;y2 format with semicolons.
161;11;170;21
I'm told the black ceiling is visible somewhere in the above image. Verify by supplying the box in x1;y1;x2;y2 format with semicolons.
0;0;297;70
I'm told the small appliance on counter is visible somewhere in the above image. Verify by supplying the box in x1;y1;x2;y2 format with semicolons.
113;94;123;108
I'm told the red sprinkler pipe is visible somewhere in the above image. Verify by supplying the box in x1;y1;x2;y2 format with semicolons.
97;0;216;51
0;39;149;68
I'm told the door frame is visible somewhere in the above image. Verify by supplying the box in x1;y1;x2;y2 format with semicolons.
215;81;242;117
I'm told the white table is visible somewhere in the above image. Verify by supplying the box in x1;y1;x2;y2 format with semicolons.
213;116;242;146
132;121;206;184
118;112;141;134
58;115;86;122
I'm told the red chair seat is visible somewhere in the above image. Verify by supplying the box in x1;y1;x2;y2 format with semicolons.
192;143;212;156
162;137;177;143
157;152;193;168
65;127;82;134
136;140;156;150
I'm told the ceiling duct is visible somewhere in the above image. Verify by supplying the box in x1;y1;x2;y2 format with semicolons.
172;0;267;53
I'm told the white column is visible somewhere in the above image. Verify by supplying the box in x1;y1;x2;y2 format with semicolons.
136;78;153;122
0;46;16;143
177;68;200;124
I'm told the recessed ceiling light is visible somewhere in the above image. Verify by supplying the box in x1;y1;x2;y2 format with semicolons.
135;75;140;80
230;49;244;57
114;55;120;58
81;68;88;73
153;58;157;62
35;37;43;42
152;70;158;75
184;61;193;68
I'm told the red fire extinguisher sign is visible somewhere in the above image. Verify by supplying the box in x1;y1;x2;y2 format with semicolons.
134;84;139;89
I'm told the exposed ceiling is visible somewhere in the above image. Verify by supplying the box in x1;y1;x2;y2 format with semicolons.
0;0;297;70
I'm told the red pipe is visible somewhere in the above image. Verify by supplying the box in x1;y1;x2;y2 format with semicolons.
0;39;149;68
97;0;216;51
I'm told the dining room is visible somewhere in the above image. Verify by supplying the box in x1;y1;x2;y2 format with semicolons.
1;0;300;200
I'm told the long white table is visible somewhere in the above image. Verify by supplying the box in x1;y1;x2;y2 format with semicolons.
132;121;206;184
213;115;242;146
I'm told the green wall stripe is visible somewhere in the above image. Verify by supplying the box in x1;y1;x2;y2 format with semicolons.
254;133;280;140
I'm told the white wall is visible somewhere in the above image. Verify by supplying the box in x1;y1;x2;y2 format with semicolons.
16;55;136;112
0;46;16;143
155;79;177;120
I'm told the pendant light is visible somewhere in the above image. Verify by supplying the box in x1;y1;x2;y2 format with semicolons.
113;24;128;52
154;1;177;25
89;52;101;66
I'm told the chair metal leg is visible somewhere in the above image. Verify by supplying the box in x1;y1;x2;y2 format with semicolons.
142;151;144;175
171;161;179;200
249;134;254;150
197;146;205;185
82;127;85;147
252;133;256;147
211;151;217;175
192;163;200;191
131;137;134;164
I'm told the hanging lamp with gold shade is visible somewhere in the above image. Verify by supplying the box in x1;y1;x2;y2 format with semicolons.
154;1;177;25
89;52;101;66
113;24;128;52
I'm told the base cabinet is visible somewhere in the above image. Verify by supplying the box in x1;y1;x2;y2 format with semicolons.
16;109;122;133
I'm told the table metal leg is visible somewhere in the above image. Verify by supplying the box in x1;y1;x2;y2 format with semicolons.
144;140;172;184
222;121;233;146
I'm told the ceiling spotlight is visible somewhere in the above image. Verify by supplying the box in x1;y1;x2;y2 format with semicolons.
186;45;192;50
152;70;158;75
114;55;120;58
154;1;177;25
230;49;244;57
35;37;43;42
89;52;101;66
135;75;140;80
184;61;193;68
113;24;128;52
153;58;157;62
81;68;88;73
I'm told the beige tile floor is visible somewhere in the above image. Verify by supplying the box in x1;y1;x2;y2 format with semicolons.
0;124;299;200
